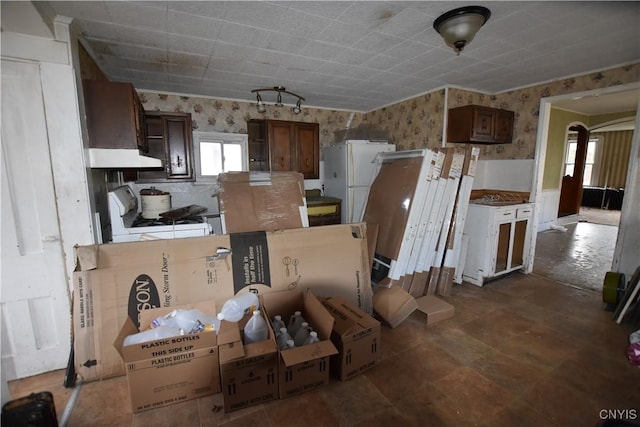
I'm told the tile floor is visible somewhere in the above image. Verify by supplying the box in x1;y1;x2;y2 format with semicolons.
8;272;639;427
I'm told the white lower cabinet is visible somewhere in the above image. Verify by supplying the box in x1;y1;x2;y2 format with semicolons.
462;203;533;286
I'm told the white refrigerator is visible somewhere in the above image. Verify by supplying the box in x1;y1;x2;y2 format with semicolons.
323;141;396;224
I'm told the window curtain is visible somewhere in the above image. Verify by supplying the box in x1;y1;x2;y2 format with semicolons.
594;130;633;188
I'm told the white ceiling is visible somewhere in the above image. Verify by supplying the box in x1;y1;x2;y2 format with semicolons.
40;1;640;113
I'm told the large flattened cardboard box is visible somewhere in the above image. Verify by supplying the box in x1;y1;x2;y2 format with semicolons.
321;296;381;381
261;290;338;399
113;301;220;413
217;310;279;413
216;171;308;233
73;223;371;382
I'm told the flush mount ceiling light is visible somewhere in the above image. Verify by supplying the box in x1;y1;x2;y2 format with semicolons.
251;86;305;114
433;5;491;55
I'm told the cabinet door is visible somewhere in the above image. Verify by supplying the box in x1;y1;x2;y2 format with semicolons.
269;121;293;172
136;112;194;182
495;222;511;273
165;116;192;178
247;120;269;171
511;219;528;267
295;122;319;179
83;80;145;151
471;107;495;142
494;109;514;143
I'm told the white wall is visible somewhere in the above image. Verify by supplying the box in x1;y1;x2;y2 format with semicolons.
473;159;535;192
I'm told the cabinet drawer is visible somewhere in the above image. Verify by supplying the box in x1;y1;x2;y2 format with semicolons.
496;209;516;222
517;207;533;218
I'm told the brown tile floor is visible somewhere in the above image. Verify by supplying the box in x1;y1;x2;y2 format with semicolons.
8;272;640;427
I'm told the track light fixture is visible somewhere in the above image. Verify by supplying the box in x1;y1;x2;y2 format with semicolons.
251;86;305;114
433;5;491;55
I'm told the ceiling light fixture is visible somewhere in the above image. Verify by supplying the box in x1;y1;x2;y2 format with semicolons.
251;86;305;114
433;5;491;55
256;93;266;113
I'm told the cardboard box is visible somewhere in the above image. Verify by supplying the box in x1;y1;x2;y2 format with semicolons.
113;301;220;413
321;296;381;381
261;290;338;398
216;171;308;233
73;223;371;382
216;310;279;413
414;295;455;325
372;285;418;328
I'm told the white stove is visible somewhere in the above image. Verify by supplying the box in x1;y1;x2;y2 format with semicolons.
108;185;212;242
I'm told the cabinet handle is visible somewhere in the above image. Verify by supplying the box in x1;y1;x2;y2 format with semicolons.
176;155;183;167
280;157;285;168
306;158;310;167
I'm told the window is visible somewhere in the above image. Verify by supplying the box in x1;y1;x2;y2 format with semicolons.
564;137;598;186
193;132;248;182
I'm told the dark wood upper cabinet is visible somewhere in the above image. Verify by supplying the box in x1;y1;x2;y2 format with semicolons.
135;111;195;182
248;119;320;179
83;80;147;152
447;105;514;144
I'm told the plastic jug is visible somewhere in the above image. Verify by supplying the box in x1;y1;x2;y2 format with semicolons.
243;310;269;344
293;322;310;347
287;311;305;337
303;331;320;346
151;308;219;334
123;326;183;346
277;327;293;350
272;315;286;336
217;292;260;322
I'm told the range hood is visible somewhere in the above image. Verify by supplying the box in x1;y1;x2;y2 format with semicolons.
88;148;163;169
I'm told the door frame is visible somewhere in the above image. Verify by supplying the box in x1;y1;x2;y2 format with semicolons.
529;82;640;278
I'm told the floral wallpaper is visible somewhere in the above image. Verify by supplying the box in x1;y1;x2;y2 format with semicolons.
448;64;639;160
137;92;363;157
361;89;446;151
138;63;639;163
360;63;639;160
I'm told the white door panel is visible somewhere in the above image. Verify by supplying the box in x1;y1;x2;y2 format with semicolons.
1;59;70;380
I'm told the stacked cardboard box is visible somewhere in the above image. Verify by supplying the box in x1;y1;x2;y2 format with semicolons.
73;224;371;382
321;296;381;381
261;290;338;398
113;301;220;413
216;309;279;412
215;171;308;233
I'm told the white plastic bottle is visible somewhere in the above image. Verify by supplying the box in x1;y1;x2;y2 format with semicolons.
272;315;285;336
123;326;183;346
286;339;295;349
303;331;320;346
243;310;269;344
152;308;220;334
217;292;260;322
277;327;293;350
287;311;305;337
293;322;310;347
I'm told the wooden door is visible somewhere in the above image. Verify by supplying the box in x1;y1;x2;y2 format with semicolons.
558;125;589;216
1;59;71;380
268;121;293;172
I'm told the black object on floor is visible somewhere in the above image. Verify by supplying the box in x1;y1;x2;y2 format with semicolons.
1;391;58;426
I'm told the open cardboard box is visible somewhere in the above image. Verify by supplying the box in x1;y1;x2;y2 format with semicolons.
113;300;220;413
260;289;338;398
216;308;279;413
73;223;371;382
321;296;381;381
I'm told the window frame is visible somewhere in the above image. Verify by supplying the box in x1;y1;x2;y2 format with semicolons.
193;131;249;183
564;135;600;186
